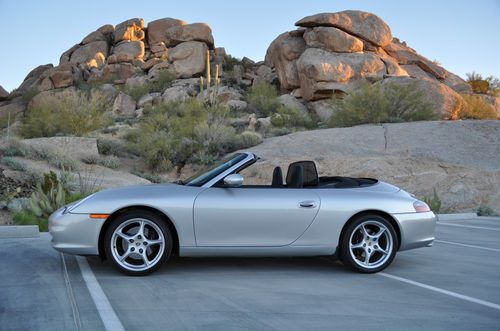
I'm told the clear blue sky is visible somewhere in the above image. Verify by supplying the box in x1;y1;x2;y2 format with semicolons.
0;0;499;91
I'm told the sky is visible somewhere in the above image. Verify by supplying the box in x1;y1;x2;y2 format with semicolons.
0;0;499;91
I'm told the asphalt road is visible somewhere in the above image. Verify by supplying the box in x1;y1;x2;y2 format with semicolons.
1;217;499;331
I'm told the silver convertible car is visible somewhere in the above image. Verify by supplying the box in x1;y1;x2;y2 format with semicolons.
49;152;436;275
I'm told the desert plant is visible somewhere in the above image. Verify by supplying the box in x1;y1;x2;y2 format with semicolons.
329;81;437;127
423;189;442;213
148;70;176;93
270;105;314;129
223;54;242;71
237;131;263;148
247;81;280;116
199;50;221;107
459;94;497;119
13;211;48;232
27;177;66;219
1;157;27;171
466;72;500;96
476;205;495;216
124;84;151;101
99;155;120;169
20;90;111;138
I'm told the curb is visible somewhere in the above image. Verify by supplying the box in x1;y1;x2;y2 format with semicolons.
0;225;40;238
437;213;478;221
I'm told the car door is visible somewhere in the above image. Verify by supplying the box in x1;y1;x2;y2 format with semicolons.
193;187;321;246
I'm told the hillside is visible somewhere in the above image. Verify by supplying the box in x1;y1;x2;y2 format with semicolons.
239;120;500;212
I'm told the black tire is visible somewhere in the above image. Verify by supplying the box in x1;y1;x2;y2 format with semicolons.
104;210;173;276
340;214;398;273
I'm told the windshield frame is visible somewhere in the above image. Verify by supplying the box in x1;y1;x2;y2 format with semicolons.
184;152;255;187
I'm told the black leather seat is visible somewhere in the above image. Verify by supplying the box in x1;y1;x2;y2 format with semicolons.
286;165;304;188
271;166;284;187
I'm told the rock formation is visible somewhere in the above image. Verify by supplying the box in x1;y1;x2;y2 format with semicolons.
265;10;475;119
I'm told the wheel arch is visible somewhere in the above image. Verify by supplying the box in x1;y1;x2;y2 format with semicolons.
98;205;180;259
338;210;402;252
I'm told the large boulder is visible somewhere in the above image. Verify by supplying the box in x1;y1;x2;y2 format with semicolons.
383;41;447;80
380;76;465;119
264;30;306;90
114;18;145;43
69;41;108;67
295;11;392;47
303;27;363;53
296;48;386;100
81;24;114;44
0;85;9;101
147;18;187;45
169;41;208;78
90;63;137;83
112;92;136;116
163;23;215;48
112;40;145;61
49;67;74;89
17;64;53;91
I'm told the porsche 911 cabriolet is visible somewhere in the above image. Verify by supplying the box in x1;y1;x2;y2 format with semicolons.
49;152;436;275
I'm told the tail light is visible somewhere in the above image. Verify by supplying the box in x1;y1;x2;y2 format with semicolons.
414;201;431;213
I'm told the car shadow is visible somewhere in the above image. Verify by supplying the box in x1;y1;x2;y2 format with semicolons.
85;255;353;277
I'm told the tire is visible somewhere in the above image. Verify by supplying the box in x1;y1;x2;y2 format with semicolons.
104;210;173;276
340;214;398;273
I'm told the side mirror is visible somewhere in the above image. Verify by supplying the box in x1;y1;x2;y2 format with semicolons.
223;174;244;187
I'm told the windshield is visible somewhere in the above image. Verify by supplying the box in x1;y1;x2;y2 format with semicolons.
183;153;248;187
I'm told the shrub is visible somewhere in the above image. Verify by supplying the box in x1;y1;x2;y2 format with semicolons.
247;81;280;116
271;106;314;129
0;112;11;129
20;90;111;138
329;81;437;127
237;131;263;149
124;84;151;101
1;157;27;171
14;211;48;232
0;142;25;157
423;189;442;213
459;94;497;119
223;54;242;71
96;138;136;157
466;72;500;96
148;70;176;93
476;205;495;216
99;155;120;169
24;146;79;171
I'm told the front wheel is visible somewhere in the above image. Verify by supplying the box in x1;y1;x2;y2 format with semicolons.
340;214;398;273
104;211;173;276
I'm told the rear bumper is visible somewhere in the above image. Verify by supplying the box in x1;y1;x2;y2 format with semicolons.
391;211;436;251
48;207;103;255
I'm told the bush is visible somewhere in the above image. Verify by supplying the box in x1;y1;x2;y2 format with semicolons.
423;189;442;213
148;70;176;93
459;94;497;119
329;81;438;127
0;112;11;129
237;131;263;148
223;54;242;71
124;84;151;101
14;211;48;232
1;157;27;171
247;81;280;116
97;138;136;157
466;72;500;96
20;90;111;138
131;99;248;171
476;205;495;216
271;106;314;129
24;146;79;171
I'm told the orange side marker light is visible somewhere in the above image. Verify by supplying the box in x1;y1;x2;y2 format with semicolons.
89;214;110;219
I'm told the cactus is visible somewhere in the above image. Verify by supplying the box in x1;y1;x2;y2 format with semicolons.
28;175;67;218
199;50;220;107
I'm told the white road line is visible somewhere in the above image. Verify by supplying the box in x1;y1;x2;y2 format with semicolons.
76;256;125;331
61;253;82;331
379;272;500;311
434;240;500;252
438;222;500;231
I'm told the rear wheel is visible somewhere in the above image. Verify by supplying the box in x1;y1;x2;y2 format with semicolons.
340;214;398;273
104;211;172;276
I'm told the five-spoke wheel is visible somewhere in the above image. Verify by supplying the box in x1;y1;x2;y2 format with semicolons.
105;211;172;275
340;214;398;273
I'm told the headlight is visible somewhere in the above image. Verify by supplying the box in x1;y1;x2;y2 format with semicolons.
413;201;431;213
66;193;96;213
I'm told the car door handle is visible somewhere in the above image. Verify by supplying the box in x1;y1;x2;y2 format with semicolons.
299;201;317;208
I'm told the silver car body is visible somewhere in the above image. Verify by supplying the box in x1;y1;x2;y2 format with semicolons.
49;152;435;258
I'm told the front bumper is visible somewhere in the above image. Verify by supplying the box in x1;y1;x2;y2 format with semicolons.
49;207;104;255
391;211;436;251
